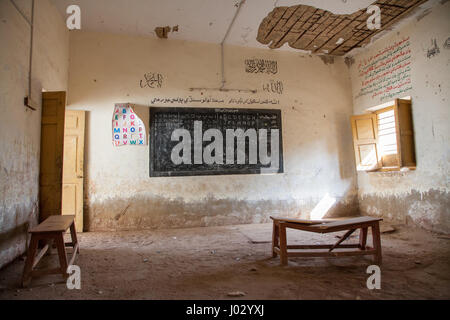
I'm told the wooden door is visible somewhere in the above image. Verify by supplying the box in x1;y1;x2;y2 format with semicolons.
61;110;85;232
39;92;66;222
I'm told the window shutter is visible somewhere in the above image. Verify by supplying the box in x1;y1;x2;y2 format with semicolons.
394;99;416;168
351;114;381;171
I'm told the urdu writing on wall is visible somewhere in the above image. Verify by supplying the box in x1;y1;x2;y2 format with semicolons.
355;37;413;102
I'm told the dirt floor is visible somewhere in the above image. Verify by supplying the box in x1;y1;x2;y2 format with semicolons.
0;222;449;300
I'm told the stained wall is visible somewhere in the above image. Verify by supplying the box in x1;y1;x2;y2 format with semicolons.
0;0;69;268
348;0;450;233
67;31;358;231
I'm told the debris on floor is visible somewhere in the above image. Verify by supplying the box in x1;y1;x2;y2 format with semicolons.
380;224;397;234
227;291;246;297
0;223;449;300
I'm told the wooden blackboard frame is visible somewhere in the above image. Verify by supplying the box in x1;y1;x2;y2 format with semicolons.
149;107;283;177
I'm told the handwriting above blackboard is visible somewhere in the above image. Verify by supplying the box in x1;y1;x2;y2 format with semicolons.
149;107;283;177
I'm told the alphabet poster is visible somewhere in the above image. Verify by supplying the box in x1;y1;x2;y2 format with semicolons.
112;103;147;146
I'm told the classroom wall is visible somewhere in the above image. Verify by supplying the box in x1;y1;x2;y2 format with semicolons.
348;1;450;233
0;0;69;268
67;31;359;231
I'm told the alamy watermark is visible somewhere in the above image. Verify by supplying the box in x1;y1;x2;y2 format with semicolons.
66;265;81;290
66;5;81;30
367;5;381;30
170;121;279;173
366;265;381;290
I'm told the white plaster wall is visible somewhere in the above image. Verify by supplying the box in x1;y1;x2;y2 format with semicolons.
0;0;69;268
348;1;450;232
67;31;358;231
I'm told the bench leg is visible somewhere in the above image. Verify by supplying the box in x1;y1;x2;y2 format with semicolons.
22;235;39;287
55;232;69;279
279;223;288;266
70;222;80;254
272;222;279;258
45;238;54;256
359;227;368;250
372;223;382;265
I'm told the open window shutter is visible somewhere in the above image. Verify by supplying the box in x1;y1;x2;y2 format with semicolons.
394;99;416;168
351;114;381;171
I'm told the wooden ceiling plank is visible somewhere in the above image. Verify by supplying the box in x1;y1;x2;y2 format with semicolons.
270;6;313;48
313;17;357;53
323;20;363;54
257;0;428;55
280;7;319;48
303;17;345;51
280;5;309;32
259;7;288;42
322;9;367;54
292;12;334;49
278;8;324;49
264;5;306;48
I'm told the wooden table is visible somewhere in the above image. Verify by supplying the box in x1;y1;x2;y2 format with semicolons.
22;215;79;287
271;216;382;266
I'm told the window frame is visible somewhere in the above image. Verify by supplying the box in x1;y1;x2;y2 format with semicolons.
351;98;416;173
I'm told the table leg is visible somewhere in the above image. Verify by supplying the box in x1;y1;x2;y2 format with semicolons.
359;227;368;250
22;235;39;287
70;222;79;254
272;221;279;258
55;232;69;279
372;223;382;264
279;223;288;266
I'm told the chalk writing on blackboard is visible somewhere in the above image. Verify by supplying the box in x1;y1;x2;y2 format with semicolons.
355;37;412;102
245;59;278;74
149;107;283;177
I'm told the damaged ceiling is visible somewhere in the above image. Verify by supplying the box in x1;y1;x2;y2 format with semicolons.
257;0;428;55
51;0;432;55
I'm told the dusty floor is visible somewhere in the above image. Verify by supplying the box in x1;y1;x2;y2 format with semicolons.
0;222;449;300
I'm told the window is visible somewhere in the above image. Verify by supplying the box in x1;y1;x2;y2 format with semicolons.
350;99;416;172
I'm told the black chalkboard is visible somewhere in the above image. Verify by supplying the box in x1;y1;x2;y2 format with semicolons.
149;107;283;177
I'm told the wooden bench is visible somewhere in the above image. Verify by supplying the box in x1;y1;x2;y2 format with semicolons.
22;215;79;287
271;216;382;266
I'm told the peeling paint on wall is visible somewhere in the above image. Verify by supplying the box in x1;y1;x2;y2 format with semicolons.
444;37;450;49
67;31;358;232
319;55;335;65
86;194;359;231
350;1;450;233
256;1;428;55
427;38;440;58
0;0;69;268
359;189;450;234
344;56;355;68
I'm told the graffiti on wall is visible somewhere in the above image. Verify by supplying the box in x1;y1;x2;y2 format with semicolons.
427;39;440;58
262;80;284;95
140;72;163;89
444;37;450;49
245;58;278;74
149;96;280;105
355;37;412;102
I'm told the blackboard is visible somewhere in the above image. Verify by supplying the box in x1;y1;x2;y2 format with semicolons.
149;107;283;177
